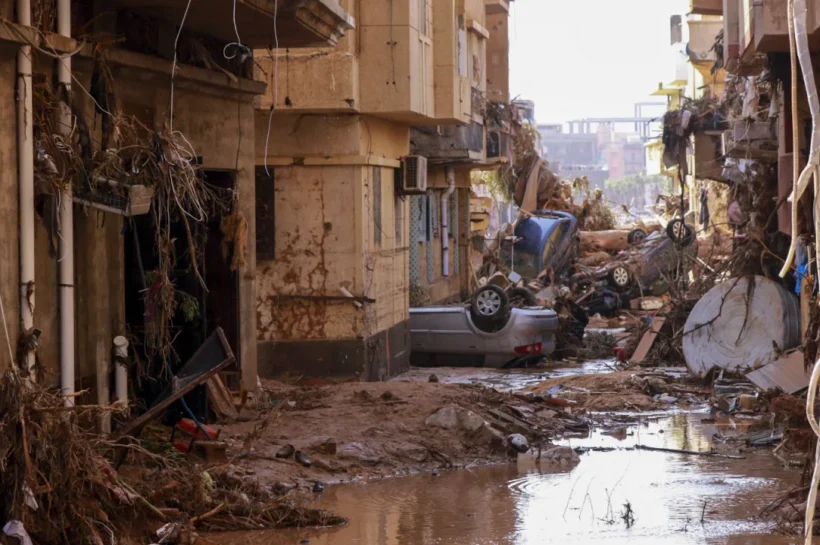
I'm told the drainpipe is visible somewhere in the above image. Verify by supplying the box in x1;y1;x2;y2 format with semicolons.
441;167;456;277
788;1;820;542
113;336;128;407
17;0;35;380
57;0;75;405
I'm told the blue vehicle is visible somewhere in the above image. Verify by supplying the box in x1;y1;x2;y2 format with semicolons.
501;210;579;281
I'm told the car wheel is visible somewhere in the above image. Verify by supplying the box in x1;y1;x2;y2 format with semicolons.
628;229;647;245
608;265;631;289
666;219;694;246
471;285;508;321
507;287;538;309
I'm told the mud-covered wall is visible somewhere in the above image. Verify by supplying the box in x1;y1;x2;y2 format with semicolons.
257;165;363;341
13;49;262;394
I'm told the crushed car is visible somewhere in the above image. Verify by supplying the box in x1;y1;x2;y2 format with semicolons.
572;219;697;310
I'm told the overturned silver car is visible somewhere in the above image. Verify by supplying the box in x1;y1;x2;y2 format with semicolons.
409;287;559;368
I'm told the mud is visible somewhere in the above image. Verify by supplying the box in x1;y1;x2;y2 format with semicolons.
222;379;586;489
525;369;706;412
203;413;800;545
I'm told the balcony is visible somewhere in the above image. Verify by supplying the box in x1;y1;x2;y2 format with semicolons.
410;123;486;164
687;20;723;64
691;0;722;15
484;0;511;15
111;0;354;47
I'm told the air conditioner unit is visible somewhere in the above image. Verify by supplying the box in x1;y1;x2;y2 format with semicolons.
401;155;428;194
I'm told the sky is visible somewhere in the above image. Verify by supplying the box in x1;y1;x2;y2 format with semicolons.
508;0;688;126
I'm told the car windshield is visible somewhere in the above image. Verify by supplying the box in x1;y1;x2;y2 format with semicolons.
542;223;566;271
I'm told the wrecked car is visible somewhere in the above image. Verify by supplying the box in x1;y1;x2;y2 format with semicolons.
499;210;579;282
409;284;558;368
573;220;697;298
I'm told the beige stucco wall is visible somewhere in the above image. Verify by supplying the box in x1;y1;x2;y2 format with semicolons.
486;12;509;103
256;112;411;344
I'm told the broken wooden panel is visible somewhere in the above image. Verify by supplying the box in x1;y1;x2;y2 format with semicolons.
747;350;810;394
694;133;725;180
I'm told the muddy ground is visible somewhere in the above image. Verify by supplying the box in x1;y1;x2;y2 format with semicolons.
218;367;711;492
221;378;590;490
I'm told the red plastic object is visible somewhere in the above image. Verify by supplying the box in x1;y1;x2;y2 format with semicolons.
176;418;218;440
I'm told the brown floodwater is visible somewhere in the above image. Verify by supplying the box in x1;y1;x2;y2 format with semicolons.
203;412;802;545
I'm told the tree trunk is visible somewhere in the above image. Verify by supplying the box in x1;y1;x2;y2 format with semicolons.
579;230;630;252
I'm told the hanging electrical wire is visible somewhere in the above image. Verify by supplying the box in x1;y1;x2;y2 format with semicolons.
263;0;280;178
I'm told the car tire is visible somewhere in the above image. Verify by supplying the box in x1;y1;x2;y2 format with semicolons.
608;265;632;289
628;229;647;245
507;287;538;309
666;219;694;246
471;285;508;322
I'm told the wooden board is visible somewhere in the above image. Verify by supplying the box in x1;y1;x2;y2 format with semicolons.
207;376;239;419
746;350;810;394
629;317;666;365
115;328;235;439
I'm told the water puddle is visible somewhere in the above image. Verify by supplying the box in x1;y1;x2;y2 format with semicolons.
392;359;618;392
205;413;800;545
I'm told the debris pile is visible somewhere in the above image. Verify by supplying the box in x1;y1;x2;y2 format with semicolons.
0;370;346;544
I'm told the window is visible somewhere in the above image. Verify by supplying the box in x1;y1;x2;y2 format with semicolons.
373;166;382;247
395;196;403;245
255;166;275;261
419;0;429;37
416;195;427;243
431;191;440;238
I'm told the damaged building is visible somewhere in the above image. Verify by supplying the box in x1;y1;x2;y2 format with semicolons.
0;0;353;408
253;0;514;381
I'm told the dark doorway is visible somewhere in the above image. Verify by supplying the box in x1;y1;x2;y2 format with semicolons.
123;170;238;423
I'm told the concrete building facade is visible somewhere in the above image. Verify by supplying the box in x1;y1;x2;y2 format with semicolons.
0;0;352;403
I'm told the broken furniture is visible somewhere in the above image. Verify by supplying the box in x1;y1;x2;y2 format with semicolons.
114;327;236;466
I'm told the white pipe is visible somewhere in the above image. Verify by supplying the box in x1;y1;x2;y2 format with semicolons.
17;0;35;380
113;336;129;406
788;2;820;540
441;168;456;277
780;0;820;278
57;0;75;406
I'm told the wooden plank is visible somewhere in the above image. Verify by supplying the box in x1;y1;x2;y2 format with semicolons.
207;376;239;419
629;317;666;364
115;328;235;439
746;350;810;394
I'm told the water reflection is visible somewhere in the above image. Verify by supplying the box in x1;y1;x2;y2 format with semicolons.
204;414;800;545
392;360;617;392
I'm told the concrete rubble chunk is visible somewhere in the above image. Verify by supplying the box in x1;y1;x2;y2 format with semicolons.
425;406;460;429
425;405;488;433
336;442;382;466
